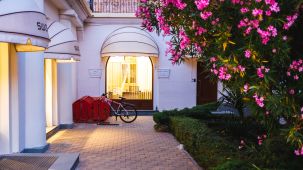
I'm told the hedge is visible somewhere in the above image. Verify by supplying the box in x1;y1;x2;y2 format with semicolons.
169;116;253;169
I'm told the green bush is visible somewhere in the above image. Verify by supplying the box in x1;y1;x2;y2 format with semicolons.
169;117;238;169
205;115;265;140
153;124;169;132
212;160;254;170
153;102;219;125
154;105;303;169
251;137;303;170
153;109;176;125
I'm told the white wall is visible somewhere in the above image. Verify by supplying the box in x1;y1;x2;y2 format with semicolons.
77;23;197;111
45;0;60;21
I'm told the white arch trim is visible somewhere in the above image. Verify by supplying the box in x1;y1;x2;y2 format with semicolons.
101;26;159;57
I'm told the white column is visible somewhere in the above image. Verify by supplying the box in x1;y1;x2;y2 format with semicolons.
9;44;20;153
58;63;77;126
52;61;58;126
0;43;20;154
45;59;58;127
0;43;11;154
18;52;46;151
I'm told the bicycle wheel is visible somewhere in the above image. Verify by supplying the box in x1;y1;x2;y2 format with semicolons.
119;104;138;123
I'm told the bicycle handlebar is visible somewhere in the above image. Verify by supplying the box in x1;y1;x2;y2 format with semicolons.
101;93;127;101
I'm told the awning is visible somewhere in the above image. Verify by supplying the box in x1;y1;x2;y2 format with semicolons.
101;26;159;57
44;21;80;61
0;0;49;51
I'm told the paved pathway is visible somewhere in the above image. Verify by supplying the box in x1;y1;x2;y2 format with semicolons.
47;116;201;170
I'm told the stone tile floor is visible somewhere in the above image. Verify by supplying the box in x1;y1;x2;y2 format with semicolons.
47;116;201;170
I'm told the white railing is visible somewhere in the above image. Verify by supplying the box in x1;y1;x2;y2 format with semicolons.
88;0;139;13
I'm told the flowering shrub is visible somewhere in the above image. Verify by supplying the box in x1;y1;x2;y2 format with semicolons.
137;0;303;153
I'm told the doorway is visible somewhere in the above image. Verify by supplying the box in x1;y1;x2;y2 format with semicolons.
106;56;153;110
197;62;218;105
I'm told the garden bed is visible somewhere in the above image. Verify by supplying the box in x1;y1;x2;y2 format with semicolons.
154;104;303;169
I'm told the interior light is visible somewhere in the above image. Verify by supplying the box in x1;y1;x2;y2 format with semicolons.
56;57;79;63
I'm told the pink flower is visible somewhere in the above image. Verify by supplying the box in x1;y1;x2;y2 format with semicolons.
244;49;251;58
301;107;303;113
239;140;245;150
243;84;249;93
210;57;217;62
267;25;277;37
179;29;190;50
253;93;265;108
239;66;245;72
269;2;280;12
240;8;249;14
240;140;245;145
257;68;264;78
252;8;263;17
257;134;267;146
257;66;270;78
284;13;298;30
218;66;232;80
258;140;263;145
295;149;300;156
195;0;210;11
265;10;272;16
289;89;295;95
294;75;299;80
294;146;303;156
163;0;187;10
200;11;212;20
257;28;271;44
196;26;207;35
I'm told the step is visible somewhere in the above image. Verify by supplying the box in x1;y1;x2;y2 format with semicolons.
1;153;79;170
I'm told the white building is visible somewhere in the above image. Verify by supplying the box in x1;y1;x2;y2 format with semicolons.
0;0;221;154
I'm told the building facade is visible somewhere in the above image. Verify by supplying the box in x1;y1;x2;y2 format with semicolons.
0;0;221;154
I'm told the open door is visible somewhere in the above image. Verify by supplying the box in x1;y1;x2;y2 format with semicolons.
197;62;217;105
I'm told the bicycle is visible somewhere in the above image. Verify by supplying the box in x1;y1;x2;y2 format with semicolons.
100;93;138;123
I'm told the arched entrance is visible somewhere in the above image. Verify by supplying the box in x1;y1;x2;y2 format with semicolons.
101;26;159;110
106;56;153;110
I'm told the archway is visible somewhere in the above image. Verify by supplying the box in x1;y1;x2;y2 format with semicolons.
101;26;159;110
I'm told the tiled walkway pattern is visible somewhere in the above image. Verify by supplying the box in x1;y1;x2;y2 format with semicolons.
47;117;201;170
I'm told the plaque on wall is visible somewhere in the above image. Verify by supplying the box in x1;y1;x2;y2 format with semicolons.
88;69;102;78
158;69;170;78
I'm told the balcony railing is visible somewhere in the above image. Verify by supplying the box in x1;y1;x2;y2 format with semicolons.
88;0;139;13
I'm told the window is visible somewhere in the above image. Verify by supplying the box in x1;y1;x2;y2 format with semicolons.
107;56;152;100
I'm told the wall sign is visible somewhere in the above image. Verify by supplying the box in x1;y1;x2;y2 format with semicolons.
158;69;170;78
89;69;102;78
